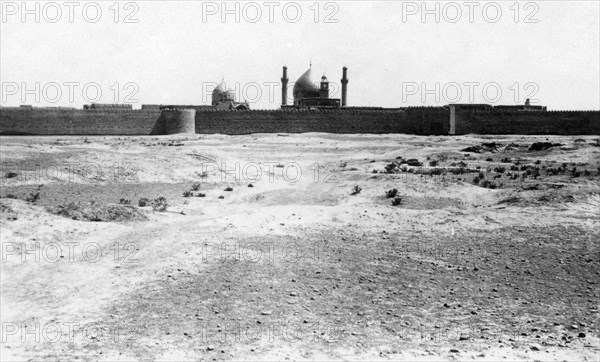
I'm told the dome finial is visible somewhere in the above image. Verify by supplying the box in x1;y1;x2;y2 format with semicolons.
310;59;312;68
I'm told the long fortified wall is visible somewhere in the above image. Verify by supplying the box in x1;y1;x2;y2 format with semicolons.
191;108;447;135
453;107;600;135
0;108;162;135
0;106;598;135
0;107;445;135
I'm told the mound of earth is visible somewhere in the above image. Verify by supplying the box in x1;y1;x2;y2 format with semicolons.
461;142;503;153
529;142;563;151
49;201;147;222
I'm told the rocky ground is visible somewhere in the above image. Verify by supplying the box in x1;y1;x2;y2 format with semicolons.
1;133;599;361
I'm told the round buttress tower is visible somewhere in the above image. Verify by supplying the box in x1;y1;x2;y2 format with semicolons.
162;108;196;135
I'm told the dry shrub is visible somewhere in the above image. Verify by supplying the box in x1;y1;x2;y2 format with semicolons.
480;180;497;189
391;197;403;206
0;201;14;214
385;163;397;174
152;197;168;212
405;159;422;167
24;191;40;203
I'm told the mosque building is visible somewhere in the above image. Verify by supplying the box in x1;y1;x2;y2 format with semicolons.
143;65;348;111
211;78;250;110
281;64;348;109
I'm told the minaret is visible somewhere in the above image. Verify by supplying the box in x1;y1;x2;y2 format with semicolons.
281;66;289;106
341;66;348;107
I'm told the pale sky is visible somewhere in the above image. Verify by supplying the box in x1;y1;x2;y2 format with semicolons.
1;0;599;109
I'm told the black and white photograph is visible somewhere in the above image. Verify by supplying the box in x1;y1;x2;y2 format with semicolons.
1;0;599;360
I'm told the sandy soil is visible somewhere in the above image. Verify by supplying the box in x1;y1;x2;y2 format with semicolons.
1;133;599;361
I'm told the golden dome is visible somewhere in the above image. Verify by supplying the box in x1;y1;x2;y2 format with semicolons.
293;67;320;103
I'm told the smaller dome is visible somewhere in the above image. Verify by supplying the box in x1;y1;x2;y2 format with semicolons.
212;82;228;96
321;75;328;82
212;80;235;105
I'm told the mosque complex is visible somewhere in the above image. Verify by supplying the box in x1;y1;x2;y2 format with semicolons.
211;64;349;110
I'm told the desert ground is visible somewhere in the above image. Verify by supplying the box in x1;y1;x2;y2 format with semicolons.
1;133;599;361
